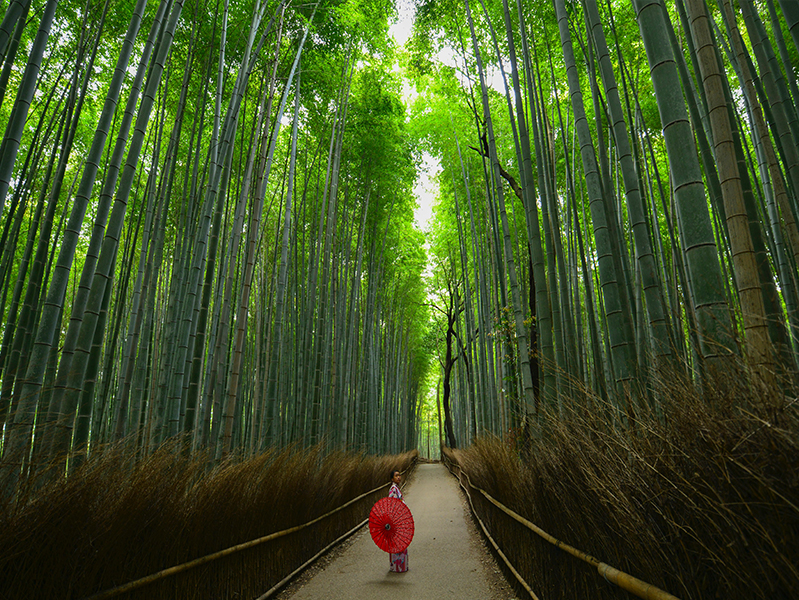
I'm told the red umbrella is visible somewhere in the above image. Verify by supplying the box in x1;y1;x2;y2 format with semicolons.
369;497;414;553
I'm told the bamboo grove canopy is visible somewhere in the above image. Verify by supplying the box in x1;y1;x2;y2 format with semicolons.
0;0;430;486
414;0;799;446
1;0;798;484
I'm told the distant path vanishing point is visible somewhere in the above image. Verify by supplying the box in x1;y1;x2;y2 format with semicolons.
276;462;519;600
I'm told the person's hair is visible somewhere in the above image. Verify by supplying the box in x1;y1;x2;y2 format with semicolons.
389;469;400;481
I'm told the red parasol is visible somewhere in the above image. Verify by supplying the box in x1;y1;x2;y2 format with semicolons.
368;497;414;553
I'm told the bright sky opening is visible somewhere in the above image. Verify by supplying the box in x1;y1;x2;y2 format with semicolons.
389;1;440;232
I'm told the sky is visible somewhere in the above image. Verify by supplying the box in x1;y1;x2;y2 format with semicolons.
388;0;441;232
388;0;415;46
387;1;503;232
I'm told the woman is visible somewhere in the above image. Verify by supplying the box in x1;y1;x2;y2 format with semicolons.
388;469;408;572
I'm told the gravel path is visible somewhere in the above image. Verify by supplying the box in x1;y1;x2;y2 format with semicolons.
274;462;519;600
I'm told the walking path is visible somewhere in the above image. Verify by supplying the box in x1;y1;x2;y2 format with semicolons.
276;462;518;600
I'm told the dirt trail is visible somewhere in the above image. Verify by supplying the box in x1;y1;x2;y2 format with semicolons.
275;462;519;600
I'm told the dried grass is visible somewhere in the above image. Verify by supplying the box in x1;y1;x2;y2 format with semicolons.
448;381;799;599
0;440;417;599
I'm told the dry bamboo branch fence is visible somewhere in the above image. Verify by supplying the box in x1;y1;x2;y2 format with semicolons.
82;461;417;600
442;453;680;600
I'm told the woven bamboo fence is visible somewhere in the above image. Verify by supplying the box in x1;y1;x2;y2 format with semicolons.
77;461;417;600
442;450;679;600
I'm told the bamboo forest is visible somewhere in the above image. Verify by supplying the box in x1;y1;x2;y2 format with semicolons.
0;0;797;598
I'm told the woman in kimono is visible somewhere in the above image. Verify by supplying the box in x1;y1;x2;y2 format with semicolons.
388;469;408;572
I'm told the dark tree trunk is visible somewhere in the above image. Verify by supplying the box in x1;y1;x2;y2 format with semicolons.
442;294;459;449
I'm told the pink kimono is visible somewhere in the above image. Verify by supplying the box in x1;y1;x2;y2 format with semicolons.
388;482;408;572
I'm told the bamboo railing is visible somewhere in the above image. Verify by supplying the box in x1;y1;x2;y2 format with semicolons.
83;461;417;600
442;453;680;600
